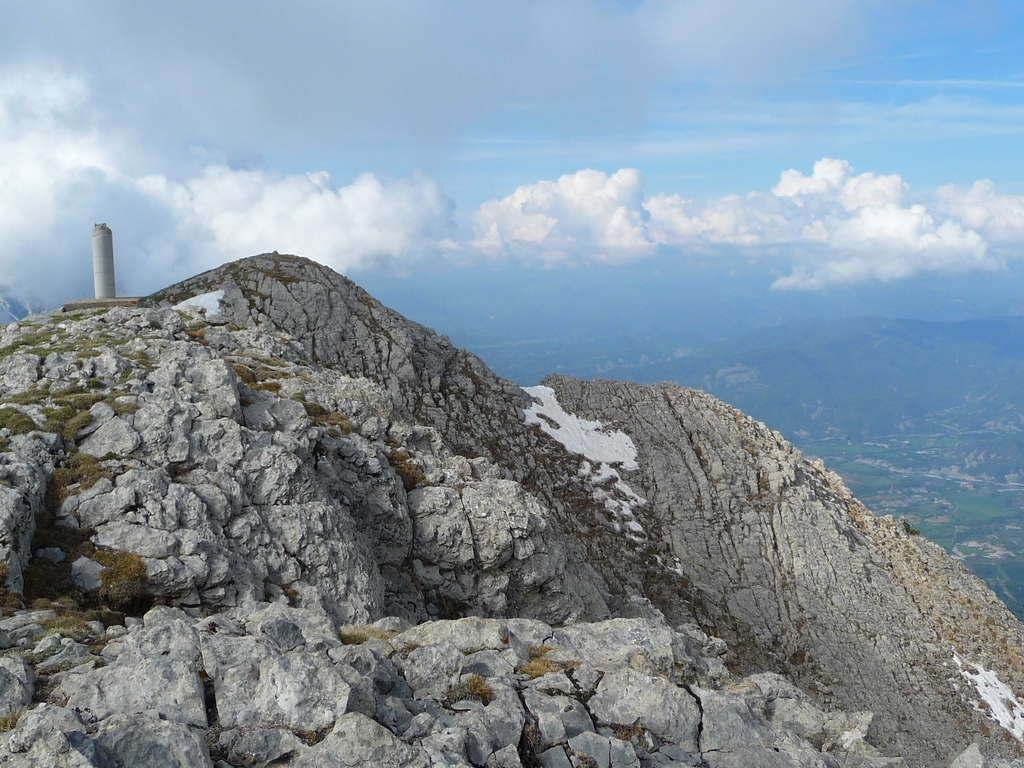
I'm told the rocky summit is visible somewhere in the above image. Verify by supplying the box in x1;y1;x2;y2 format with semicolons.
0;254;1019;767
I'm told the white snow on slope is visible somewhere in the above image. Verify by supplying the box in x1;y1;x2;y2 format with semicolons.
173;290;225;316
524;385;638;469
955;653;1024;742
525;385;647;538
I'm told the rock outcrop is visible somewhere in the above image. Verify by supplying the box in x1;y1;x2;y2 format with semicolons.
0;253;1018;766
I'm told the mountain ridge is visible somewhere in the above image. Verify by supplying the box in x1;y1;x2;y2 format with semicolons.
0;254;1018;766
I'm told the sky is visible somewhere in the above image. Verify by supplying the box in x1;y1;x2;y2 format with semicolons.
4;1;1024;377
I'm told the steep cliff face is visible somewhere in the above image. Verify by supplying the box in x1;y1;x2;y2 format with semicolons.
543;375;1024;765
0;254;1019;767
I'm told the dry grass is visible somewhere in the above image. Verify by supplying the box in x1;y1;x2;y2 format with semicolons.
93;550;147;611
446;673;492;706
520;645;576;679
0;711;22;733
338;624;394;645
45;452;113;511
386;441;426;492
298;398;353;434
611;723;645;742
109;399;138;416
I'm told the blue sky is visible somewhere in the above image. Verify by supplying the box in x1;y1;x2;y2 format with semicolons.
3;2;1024;372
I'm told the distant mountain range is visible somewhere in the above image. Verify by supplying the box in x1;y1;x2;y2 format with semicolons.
607;315;1024;478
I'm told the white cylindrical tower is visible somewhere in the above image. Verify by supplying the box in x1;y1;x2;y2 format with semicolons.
92;223;116;299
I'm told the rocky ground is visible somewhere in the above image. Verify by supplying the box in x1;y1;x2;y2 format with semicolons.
0;603;913;767
0;254;1018;765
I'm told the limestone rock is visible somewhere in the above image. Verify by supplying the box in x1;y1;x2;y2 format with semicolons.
95;713;212;768
0;254;1020;766
0;656;34;715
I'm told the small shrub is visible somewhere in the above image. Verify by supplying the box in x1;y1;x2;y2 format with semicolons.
22;559;74;603
93;551;147;611
0;562;21;613
446;674;492;706
901;519;921;536
338;624;393;645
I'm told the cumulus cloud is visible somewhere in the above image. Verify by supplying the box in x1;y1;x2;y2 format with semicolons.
474;169;654;264
476;158;1003;289
0;69;124;306
137;167;454;276
0;67;455;307
934;180;1024;245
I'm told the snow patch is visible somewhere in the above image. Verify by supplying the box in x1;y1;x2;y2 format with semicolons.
523;385;638;469
578;459;648;537
524;385;647;538
173;290;225;317
954;653;1024;742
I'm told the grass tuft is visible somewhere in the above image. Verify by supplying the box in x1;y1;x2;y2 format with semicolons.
446;673;492;706
386;441;426;492
93;550;147;611
520;645;576;679
0;711;22;733
0;408;36;436
338;624;393;645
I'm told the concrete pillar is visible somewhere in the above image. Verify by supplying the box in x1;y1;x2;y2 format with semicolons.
92;223;115;299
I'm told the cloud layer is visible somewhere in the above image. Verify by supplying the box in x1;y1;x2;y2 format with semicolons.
476;159;1009;289
0;69;454;307
138;168;452;275
0;1;873;148
4;66;1024;308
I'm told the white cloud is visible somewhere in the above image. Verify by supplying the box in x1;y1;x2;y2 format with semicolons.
773;158;906;211
0;67;455;306
0;65;1014;304
476;159;1000;289
474;169;654;264
0;70;111;253
934;180;1024;245
137;166;454;276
